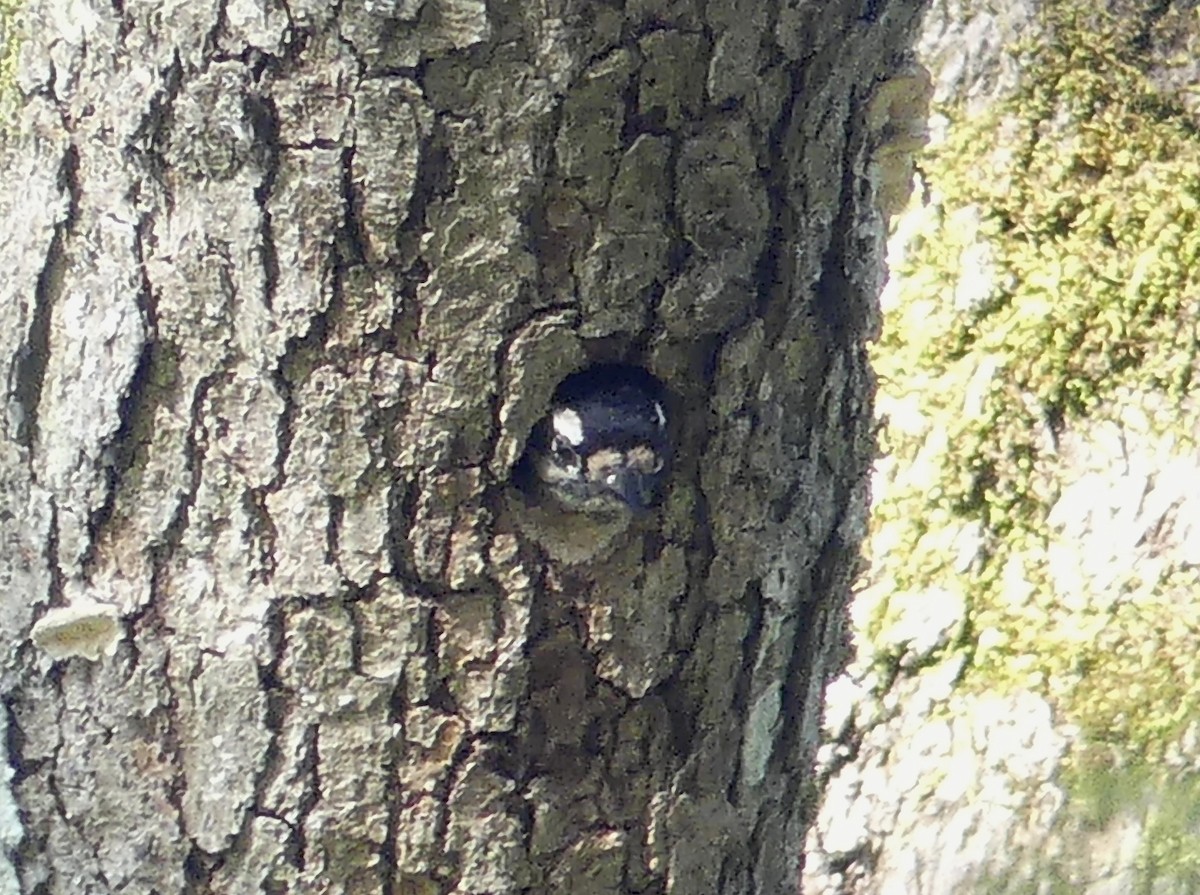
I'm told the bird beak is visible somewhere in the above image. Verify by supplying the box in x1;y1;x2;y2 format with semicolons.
607;470;656;513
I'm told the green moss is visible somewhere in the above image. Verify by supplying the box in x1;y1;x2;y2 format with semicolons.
870;0;1200;769
1136;774;1200;893
1066;760;1154;831
1068;763;1200;892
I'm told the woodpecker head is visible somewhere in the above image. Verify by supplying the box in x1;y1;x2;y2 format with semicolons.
525;365;671;515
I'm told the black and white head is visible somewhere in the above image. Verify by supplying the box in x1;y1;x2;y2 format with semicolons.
527;365;671;515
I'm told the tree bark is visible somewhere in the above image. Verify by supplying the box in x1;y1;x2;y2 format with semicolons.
0;1;927;892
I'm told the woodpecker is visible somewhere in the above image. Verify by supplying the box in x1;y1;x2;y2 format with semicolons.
524;365;671;515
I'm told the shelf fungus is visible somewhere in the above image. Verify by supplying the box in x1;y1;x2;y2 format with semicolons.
31;601;121;661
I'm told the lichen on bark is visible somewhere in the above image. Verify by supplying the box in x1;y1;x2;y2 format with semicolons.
869;0;1200;767
808;2;1200;893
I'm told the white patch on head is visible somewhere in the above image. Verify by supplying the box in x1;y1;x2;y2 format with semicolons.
551;408;585;446
653;402;666;429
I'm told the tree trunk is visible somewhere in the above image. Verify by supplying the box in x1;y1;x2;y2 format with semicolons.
0;1;927;892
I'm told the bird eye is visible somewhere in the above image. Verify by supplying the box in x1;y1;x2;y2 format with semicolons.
551;435;579;466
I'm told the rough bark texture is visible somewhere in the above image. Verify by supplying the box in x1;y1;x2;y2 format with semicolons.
0;1;925;893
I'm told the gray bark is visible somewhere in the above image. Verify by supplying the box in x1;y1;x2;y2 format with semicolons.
0;1;926;892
